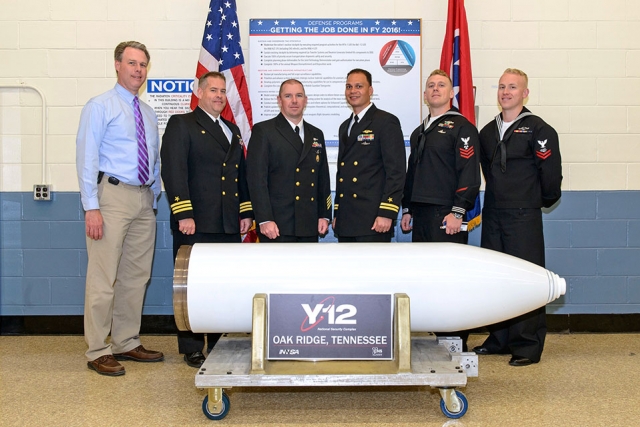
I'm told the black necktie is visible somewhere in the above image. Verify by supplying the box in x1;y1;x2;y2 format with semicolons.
213;119;229;144
349;115;359;136
295;125;303;143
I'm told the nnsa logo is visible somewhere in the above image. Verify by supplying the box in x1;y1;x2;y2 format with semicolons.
300;296;357;332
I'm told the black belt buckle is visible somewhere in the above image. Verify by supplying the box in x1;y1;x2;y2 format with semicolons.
108;176;120;186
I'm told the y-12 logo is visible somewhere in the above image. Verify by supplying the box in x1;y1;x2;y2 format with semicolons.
300;296;357;332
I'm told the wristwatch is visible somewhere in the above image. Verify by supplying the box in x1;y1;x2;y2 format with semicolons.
451;212;463;220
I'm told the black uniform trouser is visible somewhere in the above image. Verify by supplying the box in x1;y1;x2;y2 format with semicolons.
412;204;469;350
172;230;241;354
257;232;318;243
338;232;393;242
479;207;547;362
411;204;468;244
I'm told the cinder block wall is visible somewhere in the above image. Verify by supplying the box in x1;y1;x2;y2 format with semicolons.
1;0;640;316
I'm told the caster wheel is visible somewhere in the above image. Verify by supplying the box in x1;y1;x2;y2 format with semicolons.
202;392;230;420
440;390;468;419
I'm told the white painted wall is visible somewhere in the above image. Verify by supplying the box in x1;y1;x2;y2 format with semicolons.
1;0;639;191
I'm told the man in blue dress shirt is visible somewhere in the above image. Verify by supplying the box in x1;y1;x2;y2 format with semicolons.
76;41;163;376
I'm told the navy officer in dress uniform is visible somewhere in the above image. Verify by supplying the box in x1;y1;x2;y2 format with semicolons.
160;71;253;368
247;79;332;242
332;68;406;242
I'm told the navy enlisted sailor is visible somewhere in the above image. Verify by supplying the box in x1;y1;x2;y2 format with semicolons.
473;68;562;367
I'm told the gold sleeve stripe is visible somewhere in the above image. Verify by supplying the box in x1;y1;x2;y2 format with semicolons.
240;201;252;207
170;200;192;209
379;203;399;213
334;204;339;210
173;206;193;214
326;196;332;210
239;206;252;213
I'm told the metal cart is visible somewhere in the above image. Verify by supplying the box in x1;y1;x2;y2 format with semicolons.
193;294;478;421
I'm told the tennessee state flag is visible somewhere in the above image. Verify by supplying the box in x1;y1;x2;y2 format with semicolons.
440;0;481;230
192;0;258;242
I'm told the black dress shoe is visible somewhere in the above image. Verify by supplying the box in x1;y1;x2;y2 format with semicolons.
184;351;206;368
472;346;494;355
509;356;536;367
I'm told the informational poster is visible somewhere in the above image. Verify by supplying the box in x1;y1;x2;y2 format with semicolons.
267;293;393;360
146;79;194;130
249;19;422;151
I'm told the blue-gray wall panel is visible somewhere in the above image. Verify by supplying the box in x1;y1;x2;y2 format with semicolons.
627;277;640;303
50;221;85;249
1;221;21;248
22;193;83;221
544;192;597;220
597;192;640;219
3;190;640;316
20;221;51;249
1;193;22;220
51;277;85;306
598;249;640;276
543;221;572;248
546;248;598;276
1;249;23;276
21;277;51;305
1;278;24;305
571;220;628;248
568;276;627;304
23;249;81;277
629;221;640;247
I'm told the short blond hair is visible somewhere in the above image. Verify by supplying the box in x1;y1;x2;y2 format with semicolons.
503;68;528;88
428;69;452;85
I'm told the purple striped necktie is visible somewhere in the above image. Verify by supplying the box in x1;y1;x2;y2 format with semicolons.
133;96;149;184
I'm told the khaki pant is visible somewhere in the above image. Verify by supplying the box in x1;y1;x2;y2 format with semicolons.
84;179;156;361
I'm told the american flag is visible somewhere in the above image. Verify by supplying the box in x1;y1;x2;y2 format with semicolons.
191;0;253;144
440;0;481;230
191;0;258;242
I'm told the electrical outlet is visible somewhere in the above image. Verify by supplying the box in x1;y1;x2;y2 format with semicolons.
33;184;51;201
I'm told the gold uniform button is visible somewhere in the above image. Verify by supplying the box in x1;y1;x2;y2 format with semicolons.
221;177;225;181
311;197;314;201
223;163;226;167
340;194;344;198
339;178;343;182
340;162;344;166
352;177;357;182
296;168;300;172
311;169;315;173
353;194;357;198
222;191;226;196
296;196;300;201
354;161;358;166
235;178;238;182
235;164;238;168
311;183;314;187
296;182;300;186
235;193;238;197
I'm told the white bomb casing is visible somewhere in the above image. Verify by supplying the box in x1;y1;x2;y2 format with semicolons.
173;242;565;333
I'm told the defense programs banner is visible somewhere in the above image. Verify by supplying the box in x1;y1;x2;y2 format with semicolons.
267;293;393;360
249;19;421;149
